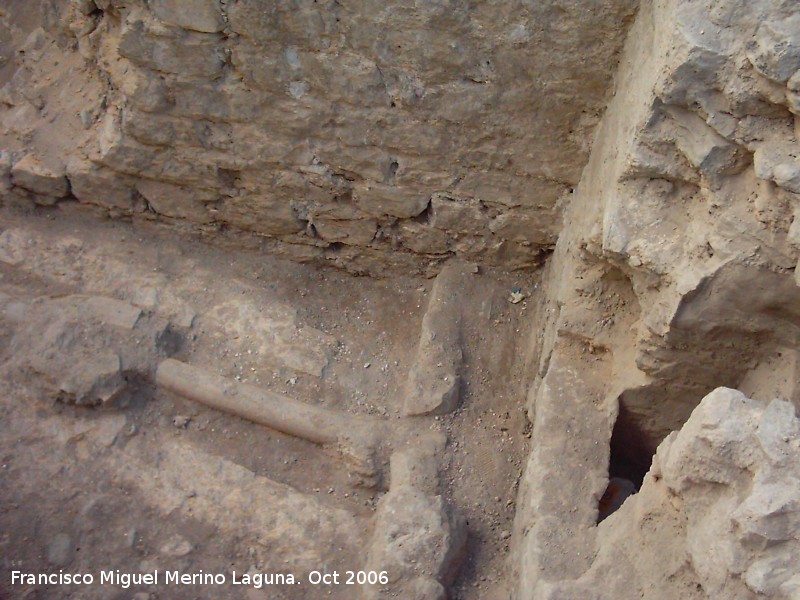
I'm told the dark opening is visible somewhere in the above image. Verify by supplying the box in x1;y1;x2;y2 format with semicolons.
411;199;433;224
598;400;657;523
217;167;239;189
327;241;345;253
384;158;399;185
609;401;655;487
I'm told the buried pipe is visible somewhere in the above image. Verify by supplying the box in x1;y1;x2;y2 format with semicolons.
156;358;382;446
156;359;386;487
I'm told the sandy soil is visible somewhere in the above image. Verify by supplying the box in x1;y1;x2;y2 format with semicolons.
0;201;540;599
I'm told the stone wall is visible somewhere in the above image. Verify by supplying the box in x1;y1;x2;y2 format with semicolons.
0;0;637;273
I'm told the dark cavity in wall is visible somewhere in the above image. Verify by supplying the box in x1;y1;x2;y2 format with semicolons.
598;400;656;522
609;400;655;486
412;199;433;224
384;158;399;185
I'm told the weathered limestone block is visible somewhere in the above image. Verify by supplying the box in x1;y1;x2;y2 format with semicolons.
354;181;430;219
136;179;215;222
227;0;340;47
666;106;747;177
123;111;177;147
658;388;761;491
312;140;393;184
733;479;800;543
67;4;100;40
228;43;289;93
660;391;800;598
365;488;462;598
362;435;465;599
162;148;230;188
753;144;800;194
11;154;69;198
66;157;135;210
72;0;98;16
398;221;450;255
622;139;700;183
291;166;351;202
96;113;161;175
97;117;222;189
170;80;270;124
57;350;126;405
118;19;224;79
313;217;378;246
403;262;466;416
215;194;303;236
747;14;800;84
320;54;389;107
117;70;173;113
429;193;489;236
513;345;612;599
774;162;800;194
454;170;564;210
655;11;728;112
390;157;456;191
755;398;800;467
489;209;560;246
149;0;224;33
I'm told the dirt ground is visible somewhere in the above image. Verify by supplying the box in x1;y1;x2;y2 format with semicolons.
0;201;541;599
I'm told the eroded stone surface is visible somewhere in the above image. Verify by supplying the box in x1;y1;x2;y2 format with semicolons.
403;262;467;416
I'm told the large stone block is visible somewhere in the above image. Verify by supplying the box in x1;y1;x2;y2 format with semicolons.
354;181;430;219
11;154;69;198
66;157;135;210
398;221;450;254
747;15;800;83
666;106;747;177
489;208;560;246
171;81;271;124
313;217;378;246
403;263;466;416
118;19;224;78
136;179;215;222
362;438;466;599
227;0;340;49
214;194;303;236
754;144;800;194
116;70;173;113
149;0;224;33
